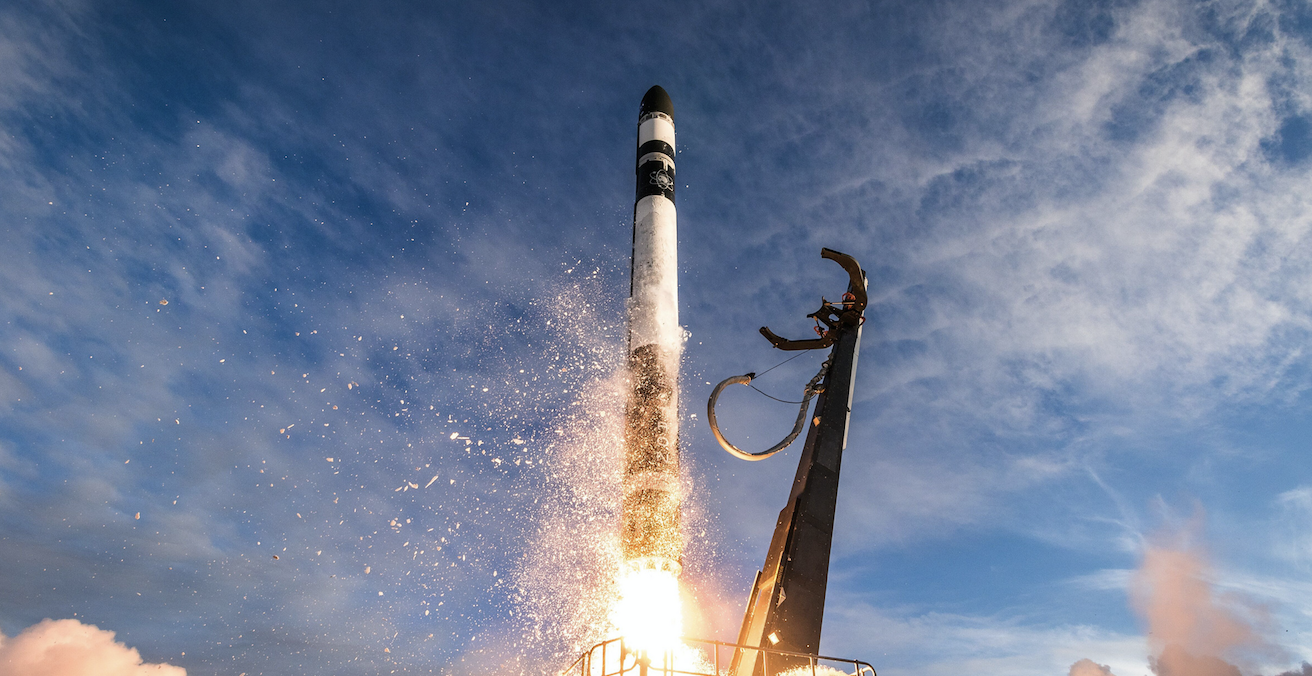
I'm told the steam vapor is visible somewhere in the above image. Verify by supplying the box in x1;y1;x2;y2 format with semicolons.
0;618;184;676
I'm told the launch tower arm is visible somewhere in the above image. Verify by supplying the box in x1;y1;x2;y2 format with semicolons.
729;248;867;676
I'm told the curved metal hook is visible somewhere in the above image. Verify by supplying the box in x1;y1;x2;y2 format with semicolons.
759;326;834;352
706;359;830;461
821;247;867;312
759;248;867;351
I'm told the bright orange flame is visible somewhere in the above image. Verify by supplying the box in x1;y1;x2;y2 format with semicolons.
610;560;683;657
608;558;716;675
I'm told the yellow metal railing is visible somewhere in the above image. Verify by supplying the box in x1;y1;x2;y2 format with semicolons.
561;637;876;676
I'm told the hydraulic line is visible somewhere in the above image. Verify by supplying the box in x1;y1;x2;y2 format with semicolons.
706;357;830;461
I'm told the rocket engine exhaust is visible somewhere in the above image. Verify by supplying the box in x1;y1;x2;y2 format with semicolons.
622;85;682;579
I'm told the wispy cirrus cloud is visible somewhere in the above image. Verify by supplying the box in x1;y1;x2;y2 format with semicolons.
722;0;1312;551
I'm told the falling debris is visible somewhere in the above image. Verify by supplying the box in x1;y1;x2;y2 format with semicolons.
134;512;140;520
424;475;438;488
272;555;279;560
159;299;168;305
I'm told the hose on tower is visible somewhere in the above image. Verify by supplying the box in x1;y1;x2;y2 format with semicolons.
706;357;830;461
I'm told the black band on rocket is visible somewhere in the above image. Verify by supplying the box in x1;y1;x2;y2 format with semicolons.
636;160;676;201
638;140;674;159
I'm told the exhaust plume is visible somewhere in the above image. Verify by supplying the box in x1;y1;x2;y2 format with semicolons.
0;618;185;676
1131;537;1259;664
1069;658;1117;676
1148;644;1241;676
1069;514;1286;676
1131;520;1274;676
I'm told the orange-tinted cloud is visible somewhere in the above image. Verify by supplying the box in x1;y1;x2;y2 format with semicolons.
1069;657;1117;676
0;618;185;676
1130;543;1257;661
1129;515;1280;676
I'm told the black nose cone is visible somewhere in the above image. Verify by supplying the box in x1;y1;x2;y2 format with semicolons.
640;86;674;119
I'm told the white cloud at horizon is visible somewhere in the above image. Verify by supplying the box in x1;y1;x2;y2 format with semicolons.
0;618;184;676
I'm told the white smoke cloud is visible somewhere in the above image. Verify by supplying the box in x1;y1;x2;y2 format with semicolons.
0;619;184;676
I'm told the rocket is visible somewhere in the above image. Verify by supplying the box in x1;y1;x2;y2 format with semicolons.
622;86;681;575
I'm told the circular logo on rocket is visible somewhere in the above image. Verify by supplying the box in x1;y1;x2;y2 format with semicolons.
649;169;674;192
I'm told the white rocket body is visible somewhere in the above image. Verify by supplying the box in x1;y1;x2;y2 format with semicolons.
622;86;682;573
629;125;680;368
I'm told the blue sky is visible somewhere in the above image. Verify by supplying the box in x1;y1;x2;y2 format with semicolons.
2;0;1311;674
